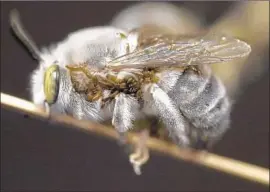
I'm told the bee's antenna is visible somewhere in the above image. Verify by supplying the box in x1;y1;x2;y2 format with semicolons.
9;9;43;61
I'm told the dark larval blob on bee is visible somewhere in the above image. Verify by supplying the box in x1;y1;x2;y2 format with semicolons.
67;65;159;107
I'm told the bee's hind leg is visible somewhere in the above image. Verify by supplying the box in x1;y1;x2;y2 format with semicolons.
129;129;150;175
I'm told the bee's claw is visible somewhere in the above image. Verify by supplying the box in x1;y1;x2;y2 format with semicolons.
129;145;149;175
133;164;142;175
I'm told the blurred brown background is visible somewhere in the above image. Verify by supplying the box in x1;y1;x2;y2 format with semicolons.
1;1;269;191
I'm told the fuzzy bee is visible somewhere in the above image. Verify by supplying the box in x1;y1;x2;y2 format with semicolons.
10;9;251;175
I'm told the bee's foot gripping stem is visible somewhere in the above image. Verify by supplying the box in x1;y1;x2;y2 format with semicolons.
129;129;150;175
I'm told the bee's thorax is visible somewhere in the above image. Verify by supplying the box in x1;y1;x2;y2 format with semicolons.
66;64;161;107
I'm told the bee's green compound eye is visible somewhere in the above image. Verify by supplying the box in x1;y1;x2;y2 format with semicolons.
44;64;60;105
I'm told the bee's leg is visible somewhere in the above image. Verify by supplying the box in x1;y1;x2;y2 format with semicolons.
143;84;190;147
129;128;150;175
44;102;50;116
117;132;128;145
112;93;141;160
44;102;53;121
117;132;132;155
112;93;139;133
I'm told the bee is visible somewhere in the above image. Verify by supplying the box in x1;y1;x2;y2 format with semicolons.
10;9;251;175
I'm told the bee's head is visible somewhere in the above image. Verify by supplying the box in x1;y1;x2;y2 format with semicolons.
9;9;103;121
9;9;61;109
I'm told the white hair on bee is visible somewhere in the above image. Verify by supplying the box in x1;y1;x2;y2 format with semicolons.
30;64;45;106
156;70;181;93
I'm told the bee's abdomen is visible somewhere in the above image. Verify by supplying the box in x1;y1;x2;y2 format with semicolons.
170;68;231;144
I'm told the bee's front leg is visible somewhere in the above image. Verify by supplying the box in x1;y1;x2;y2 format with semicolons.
112;93;149;174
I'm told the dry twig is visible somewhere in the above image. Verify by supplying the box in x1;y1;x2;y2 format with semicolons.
1;92;269;186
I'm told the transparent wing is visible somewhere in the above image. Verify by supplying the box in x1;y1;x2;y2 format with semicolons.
107;32;251;69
